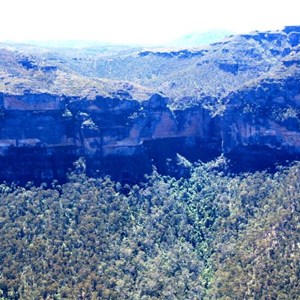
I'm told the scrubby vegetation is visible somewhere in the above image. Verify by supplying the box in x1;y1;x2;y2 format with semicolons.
2;28;300;110
0;158;299;299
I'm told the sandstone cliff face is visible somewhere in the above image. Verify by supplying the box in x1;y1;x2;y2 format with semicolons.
0;92;222;183
221;75;300;170
1;73;300;184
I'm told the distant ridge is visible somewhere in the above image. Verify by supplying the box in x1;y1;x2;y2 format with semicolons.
168;30;234;47
3;30;234;49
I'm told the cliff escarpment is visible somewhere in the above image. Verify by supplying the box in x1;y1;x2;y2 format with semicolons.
221;74;300;171
0;92;221;183
0;26;300;183
1;72;300;183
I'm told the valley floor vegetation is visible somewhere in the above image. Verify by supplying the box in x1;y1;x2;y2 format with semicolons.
0;157;299;299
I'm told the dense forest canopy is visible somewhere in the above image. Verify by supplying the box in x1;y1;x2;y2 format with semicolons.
0;157;299;299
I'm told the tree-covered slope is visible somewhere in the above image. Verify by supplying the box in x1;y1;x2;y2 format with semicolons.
0;47;152;100
3;27;298;109
0;159;299;299
2;26;299;109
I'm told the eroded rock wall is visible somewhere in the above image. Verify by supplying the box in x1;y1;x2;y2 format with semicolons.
0;93;221;183
221;77;300;171
0;75;300;184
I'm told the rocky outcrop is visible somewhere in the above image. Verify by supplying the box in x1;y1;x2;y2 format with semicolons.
221;76;300;171
138;49;207;59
